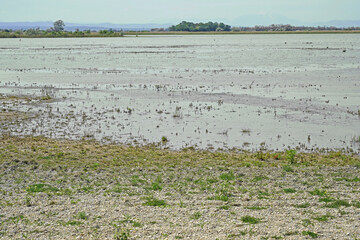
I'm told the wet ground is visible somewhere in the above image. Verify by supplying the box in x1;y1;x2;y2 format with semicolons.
0;34;359;152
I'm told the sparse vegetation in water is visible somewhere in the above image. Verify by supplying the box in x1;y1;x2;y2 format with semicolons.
161;136;168;144
40;95;52;101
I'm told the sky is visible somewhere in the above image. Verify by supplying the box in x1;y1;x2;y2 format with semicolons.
0;0;359;25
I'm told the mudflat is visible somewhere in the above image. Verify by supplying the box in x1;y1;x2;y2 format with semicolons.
0;34;359;152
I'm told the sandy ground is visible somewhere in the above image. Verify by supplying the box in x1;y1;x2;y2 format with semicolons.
1;160;359;239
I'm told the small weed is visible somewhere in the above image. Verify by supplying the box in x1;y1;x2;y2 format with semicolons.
246;206;267;210
179;200;186;208
71;199;81;204
131;175;146;186
326;199;351;208
318;196;335;203
294;203;310;208
286;149;296;164
208;191;229;202
27;184;59;193
283;188;296;193
218;205;230;210
301;219;313;227
114;228;130;240
313;214;333;222
282;165;294;172
284;231;299;236
40;95;52;101
190;211;202;220
258;190;271;199
25;196;32;206
302;231;318;238
252;175;269;182
219;172;235;181
352;201;360;208
241;215;260;224
112;185;123;193
66;220;83;226
206;178;218;184
75;212;88;220
161;136;168;144
309;189;327;196
151;182;162;191
133;221;142;227
143;196;167;207
334;177;360;182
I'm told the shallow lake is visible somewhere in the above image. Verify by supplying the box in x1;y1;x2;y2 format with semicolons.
0;34;359;152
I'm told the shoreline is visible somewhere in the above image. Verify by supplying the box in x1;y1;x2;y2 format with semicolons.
0;30;360;38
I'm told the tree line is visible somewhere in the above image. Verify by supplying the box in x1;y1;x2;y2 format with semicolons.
0;20;124;38
169;21;231;32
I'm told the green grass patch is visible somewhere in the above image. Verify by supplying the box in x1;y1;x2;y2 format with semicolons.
283;188;296;193
151;182;162;191
190;211;202;220
252;175;269;182
75;212;88;220
143;196;167;207
241;215;260;224
302;231;318;238
218;205;230;210
301;219;313;227
309;189;327;196
282;165;294;172
65;220;83;226
219;172;235;181
294;203;310;208
334;177;360;182
246;206;267;210
318;196;335;203
312;214;333;222
326;199;351;208
26;184;59;193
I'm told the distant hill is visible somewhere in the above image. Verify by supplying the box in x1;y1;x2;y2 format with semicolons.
0;22;172;31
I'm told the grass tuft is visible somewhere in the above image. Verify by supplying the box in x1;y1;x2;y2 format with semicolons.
241;215;260;224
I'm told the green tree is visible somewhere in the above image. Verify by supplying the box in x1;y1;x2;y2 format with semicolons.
53;20;65;32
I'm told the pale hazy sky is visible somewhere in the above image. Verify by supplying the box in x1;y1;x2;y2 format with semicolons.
0;0;359;24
